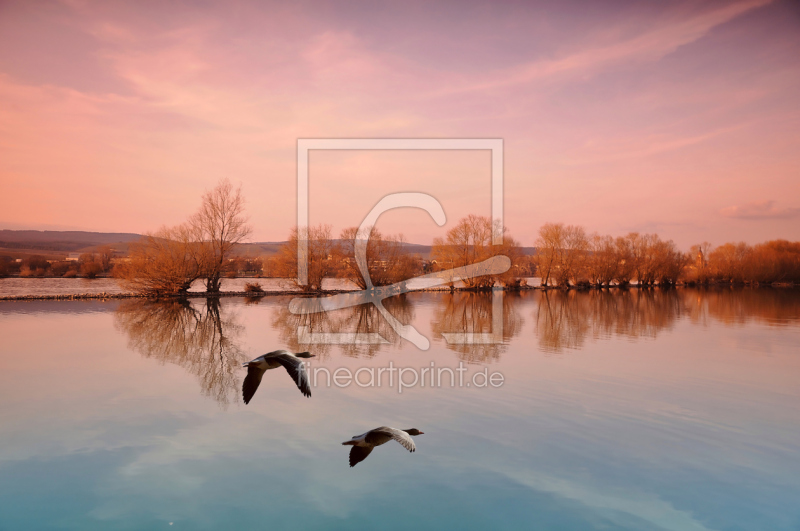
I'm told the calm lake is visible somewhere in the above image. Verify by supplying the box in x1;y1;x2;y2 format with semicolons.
1;289;799;530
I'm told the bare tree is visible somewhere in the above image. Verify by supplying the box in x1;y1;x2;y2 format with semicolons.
96;245;115;272
628;233;663;286
535;223;563;287
432;214;522;289
586;234;618;287
613;236;636;286
557;225;589;286
260;255;278;278
114;224;204;296
708;242;752;283
191;179;252;293
336;226;421;289
624;233;687;286
536;223;588;287
273;224;333;291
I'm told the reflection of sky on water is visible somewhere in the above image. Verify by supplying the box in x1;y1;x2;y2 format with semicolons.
1;290;799;530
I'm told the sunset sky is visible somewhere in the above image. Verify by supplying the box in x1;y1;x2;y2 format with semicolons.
0;0;798;247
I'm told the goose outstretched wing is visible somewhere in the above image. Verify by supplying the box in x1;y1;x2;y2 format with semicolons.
272;353;312;397
242;363;266;404
349;445;374;467
366;427;415;452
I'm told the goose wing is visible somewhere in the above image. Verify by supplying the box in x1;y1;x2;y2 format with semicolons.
271;352;312;397
242;363;267;405
366;427;415;452
349;445;374;467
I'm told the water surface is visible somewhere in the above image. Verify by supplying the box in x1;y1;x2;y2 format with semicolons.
0;289;798;530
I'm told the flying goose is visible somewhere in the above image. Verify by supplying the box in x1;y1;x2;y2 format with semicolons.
342;427;424;467
242;350;315;403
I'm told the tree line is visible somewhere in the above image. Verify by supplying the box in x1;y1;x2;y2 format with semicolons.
536;224;687;288
267;215;532;293
0;248;114;279
686;240;800;285
534;223;800;288
4;180;797;293
258;218;800;295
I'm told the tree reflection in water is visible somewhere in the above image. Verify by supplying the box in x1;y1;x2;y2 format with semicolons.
683;287;800;326
114;299;247;406
534;289;685;352
532;287;800;353
270;294;415;358
431;292;524;363
112;290;800;397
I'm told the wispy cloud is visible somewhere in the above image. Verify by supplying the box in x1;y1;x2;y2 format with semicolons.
720;200;800;219
433;0;772;97
0;0;798;246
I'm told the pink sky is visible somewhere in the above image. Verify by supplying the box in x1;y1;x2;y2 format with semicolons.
0;0;798;247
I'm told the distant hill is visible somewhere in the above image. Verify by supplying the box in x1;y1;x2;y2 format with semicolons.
245;242;287;256
0;230;536;258
0;230;143;253
400;242;433;257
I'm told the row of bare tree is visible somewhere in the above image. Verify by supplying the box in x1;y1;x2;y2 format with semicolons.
535;223;687;287
430;221;794;290
686;240;800;284
260;230;800;289
535;223;800;287
269;215;528;292
109;179;798;295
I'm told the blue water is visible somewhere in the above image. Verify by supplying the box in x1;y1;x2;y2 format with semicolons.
0;289;798;530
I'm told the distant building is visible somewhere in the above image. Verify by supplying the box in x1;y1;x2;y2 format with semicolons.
66;253;81;261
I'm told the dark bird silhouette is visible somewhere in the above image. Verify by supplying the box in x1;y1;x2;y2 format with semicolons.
242;350;315;403
342;427;424;467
